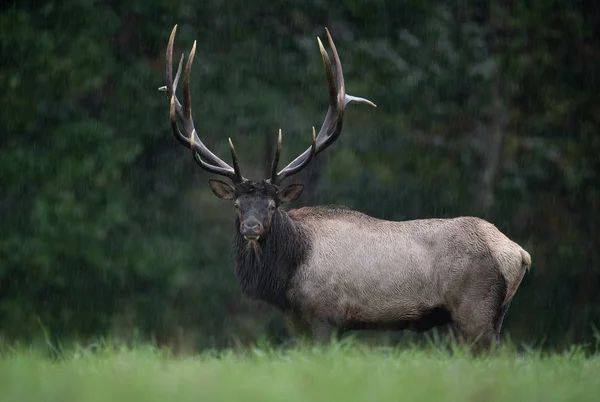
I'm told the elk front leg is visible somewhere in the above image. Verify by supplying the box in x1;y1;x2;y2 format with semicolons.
286;314;311;340
311;317;339;344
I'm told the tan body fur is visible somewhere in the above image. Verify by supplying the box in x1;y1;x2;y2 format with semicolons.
286;207;531;346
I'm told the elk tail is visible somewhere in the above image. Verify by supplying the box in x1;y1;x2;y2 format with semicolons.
520;249;532;272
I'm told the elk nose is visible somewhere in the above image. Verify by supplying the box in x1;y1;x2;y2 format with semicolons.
241;220;263;240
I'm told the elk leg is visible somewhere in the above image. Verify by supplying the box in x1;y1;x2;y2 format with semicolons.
450;273;507;353
494;302;511;338
286;314;311;340
311;317;338;344
456;318;496;353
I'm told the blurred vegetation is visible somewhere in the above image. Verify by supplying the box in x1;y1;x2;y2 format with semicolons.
2;343;600;402
0;0;598;351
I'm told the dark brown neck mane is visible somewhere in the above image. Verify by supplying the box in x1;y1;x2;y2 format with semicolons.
232;209;310;310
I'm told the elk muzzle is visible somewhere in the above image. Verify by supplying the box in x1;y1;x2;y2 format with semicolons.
240;217;264;240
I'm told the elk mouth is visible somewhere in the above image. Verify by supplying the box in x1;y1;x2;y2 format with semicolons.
244;235;261;251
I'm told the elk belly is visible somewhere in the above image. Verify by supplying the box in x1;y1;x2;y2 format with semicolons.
288;219;444;327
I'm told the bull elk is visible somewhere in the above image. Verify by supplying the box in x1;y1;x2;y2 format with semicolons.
161;25;531;350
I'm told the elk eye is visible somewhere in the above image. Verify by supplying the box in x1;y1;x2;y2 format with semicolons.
269;204;276;211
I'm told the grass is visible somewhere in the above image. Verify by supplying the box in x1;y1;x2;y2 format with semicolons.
0;341;599;402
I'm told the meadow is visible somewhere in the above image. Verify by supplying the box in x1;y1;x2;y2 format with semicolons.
1;341;599;402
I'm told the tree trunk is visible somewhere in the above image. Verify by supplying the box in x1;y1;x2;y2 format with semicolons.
470;2;508;218
571;190;599;344
473;77;507;218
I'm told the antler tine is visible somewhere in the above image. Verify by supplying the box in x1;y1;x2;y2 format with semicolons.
182;40;196;120
274;127;317;184
316;28;345;150
164;26;184;98
270;129;282;183
164;25;245;183
180;37;232;170
325;27;377;111
190;131;240;177
165;25;177;99
318;34;338;140
173;54;184;94
170;96;238;179
169;95;192;147
326;28;344;108
228;138;243;183
273;28;375;183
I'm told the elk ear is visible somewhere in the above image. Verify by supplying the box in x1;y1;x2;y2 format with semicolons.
277;184;304;204
208;179;236;200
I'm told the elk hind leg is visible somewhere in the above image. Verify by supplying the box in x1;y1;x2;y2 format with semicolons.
494;302;510;338
451;274;507;353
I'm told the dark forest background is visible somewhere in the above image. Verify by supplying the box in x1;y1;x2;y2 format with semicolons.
1;0;599;352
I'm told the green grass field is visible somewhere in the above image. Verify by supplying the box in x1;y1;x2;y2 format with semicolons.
1;343;599;402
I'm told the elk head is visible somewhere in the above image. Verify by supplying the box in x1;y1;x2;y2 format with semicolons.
162;25;375;243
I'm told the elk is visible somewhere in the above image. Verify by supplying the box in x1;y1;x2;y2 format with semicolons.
161;25;531;350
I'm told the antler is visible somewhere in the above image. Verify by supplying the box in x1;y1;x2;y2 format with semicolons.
163;25;245;184
270;28;376;185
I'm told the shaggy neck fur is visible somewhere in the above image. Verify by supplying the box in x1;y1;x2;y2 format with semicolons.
232;208;310;311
